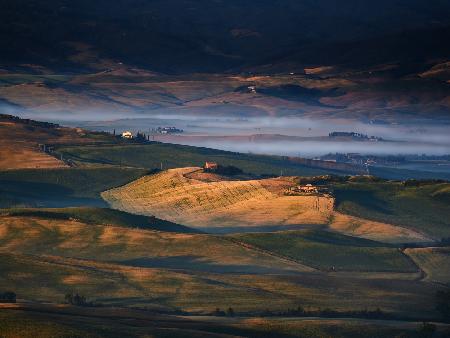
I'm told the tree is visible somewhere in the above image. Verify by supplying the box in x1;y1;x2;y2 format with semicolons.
65;292;91;307
226;307;235;317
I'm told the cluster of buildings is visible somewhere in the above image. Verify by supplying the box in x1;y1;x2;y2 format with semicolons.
120;126;184;139
320;153;376;166
285;184;329;195
328;132;383;142
154;127;184;134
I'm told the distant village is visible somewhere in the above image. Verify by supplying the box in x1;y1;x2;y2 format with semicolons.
319;153;450;166
328;131;383;142
120;127;184;139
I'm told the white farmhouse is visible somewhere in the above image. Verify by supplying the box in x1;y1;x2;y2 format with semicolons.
122;131;133;139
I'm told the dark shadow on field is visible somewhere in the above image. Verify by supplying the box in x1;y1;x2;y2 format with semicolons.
0;179;108;208
119;255;298;274
197;224;323;234
334;188;393;215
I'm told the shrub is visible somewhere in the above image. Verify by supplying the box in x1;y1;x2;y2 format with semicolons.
65;293;94;307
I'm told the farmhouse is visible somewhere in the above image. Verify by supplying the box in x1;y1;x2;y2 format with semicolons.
298;184;318;193
204;162;219;171
286;184;320;195
122;131;133;139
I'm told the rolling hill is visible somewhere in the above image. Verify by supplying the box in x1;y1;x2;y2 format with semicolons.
0;207;195;233
232;229;417;272
334;181;450;239
0;211;443;319
0;167;147;208
405;247;450;285
101;167;334;230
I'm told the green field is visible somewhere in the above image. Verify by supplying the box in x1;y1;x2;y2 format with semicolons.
334;182;450;239
55;143;343;177
233;230;417;272
406;247;450;285
0;167;147;208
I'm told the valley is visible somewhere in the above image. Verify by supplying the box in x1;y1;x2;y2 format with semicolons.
1;1;450;336
0;112;449;337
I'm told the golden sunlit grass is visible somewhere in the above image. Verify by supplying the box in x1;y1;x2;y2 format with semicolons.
329;212;430;244
102;167;334;229
0;215;311;274
0;141;66;170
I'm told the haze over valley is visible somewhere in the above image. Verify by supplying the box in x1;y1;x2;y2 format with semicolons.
1;1;450;337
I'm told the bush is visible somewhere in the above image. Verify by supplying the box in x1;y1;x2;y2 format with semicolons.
215;165;243;176
65;293;94;307
226;307;235;317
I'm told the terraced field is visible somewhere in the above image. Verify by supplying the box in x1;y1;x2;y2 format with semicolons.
102;168;334;229
405;247;450;285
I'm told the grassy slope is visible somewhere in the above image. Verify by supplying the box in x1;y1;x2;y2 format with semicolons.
0;167;147;208
334;182;450;239
405;247;450;285
233;230;417;272
0;252;440;317
371;166;450;181
0;215;441;318
0;207;195;233
0;215;309;274
56;143;343;176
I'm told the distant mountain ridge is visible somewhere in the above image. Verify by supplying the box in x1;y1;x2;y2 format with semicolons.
1;0;450;73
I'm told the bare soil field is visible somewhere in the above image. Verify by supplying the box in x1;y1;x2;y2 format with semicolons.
102;167;334;229
0;118;111;169
0;140;66;169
